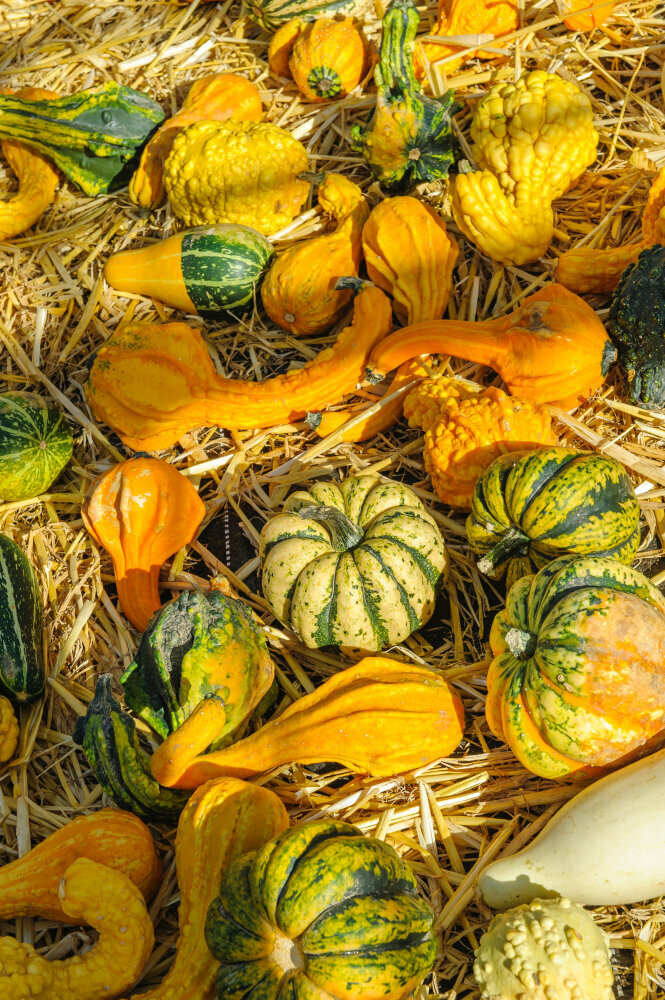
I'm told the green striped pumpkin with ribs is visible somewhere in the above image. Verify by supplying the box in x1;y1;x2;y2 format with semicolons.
0;533;44;702
204;819;437;1000
0;392;73;502
467;447;640;589
259;474;447;651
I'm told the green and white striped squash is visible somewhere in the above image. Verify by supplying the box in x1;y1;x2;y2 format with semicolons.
0;392;73;502
259;474;447;651
246;0;362;30
0;533;44;702
467;447;641;589
204;819;437;1000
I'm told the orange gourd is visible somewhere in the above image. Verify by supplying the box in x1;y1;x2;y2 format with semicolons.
261;174;369;335
289;17;367;101
556;0;616;31
82;457;206;631
416;0;518;79
86;285;392;451
268;19;305;77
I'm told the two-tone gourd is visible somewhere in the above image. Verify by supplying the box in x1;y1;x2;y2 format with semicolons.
0;392;73;501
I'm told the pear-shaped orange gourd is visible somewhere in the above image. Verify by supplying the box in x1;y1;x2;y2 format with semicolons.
289;17;367;101
82;457;205;631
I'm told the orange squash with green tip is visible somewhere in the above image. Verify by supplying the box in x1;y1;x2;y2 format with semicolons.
289;17;367;101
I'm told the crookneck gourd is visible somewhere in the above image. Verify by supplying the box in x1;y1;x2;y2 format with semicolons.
467;447;640;588
0;391;73;500
82;456;205;631
367;285;616;409
121;579;275;740
453;70;598;266
85;284;392;451
487;555;665;778
0;695;18;764
0;809;161;921
261;173;369;335
287;17;367;101
259;473;447;650
205;819;437;1000
416;0;518;79
404;382;556;509
351;0;457;192
128;73;263;211
164;119;309;234
150;657;465;788
0;532;44;702
0;858;154;1000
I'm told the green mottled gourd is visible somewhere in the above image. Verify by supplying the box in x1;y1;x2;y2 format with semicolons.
0;392;73;501
247;0;365;29
205;819;437;1000
0;533;44;702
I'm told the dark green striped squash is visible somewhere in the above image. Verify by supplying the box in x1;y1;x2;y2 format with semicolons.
0;392;73;501
487;555;665;778
74;674;190;822
467;447;640;589
0;534;44;703
0;82;165;196
247;0;361;30
204;819;437;1000
104;225;274;317
121;581;275;741
259;474;447;651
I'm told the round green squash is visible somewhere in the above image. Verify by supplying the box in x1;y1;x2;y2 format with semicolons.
259;474;447;651
0;392;73;502
204;819;437;1000
0;533;44;702
466;447;640;589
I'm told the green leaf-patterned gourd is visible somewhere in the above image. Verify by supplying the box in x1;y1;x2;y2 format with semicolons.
246;0;359;30
0;534;44;703
0;393;73;501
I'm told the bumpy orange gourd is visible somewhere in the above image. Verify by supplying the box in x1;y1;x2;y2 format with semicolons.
417;0;518;79
556;0;616;30
128;74;263;211
404;382;557;508
368;285;616;409
261;174;368;335
0;87;60;241
86;285;392;451
151;657;465;789
82;457;206;631
556;166;665;294
289;17;367;101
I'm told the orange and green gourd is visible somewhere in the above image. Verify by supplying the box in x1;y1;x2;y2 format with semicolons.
0;391;73;501
288;17;367;101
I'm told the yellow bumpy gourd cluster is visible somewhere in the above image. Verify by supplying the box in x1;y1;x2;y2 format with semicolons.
163;119;310;235
453;70;598;266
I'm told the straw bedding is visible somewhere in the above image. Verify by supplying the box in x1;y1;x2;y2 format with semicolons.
1;0;665;996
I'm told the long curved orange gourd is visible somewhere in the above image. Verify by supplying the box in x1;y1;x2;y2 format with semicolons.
82;457;206;631
367;285;617;409
86;286;392;451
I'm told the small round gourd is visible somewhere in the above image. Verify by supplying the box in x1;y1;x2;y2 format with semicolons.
0;392;73;501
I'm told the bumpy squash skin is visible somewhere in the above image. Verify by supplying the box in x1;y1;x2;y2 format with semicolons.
261;174;369;335
0;695;18;763
205;819;437;1000
0;533;44;703
0;391;73;501
417;0;518;78
129;73;263;211
289;17;367;101
486;555;665;778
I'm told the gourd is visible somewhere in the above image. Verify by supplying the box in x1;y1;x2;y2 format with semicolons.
473;898;614;1000
0;809;161;921
417;0;518;78
268;20;306;76
205;819;437;1000
74;673;191;821
0;858;154;1000
288;17;367;101
117;777;289;1000
82;457;206;632
556;0;616;30
247;0;363;30
555;165;665;294
366;285;617;409
452;70;598;266
85;285;392;451
486;555;665;778
259;474;447;650
0;83;165;196
121;579;275;740
151;656;465;789
404;384;556;509
607;244;665;409
163;120;309;235
0;391;73;500
479;746;665;908
0;533;44;702
0;695;18;763
261;174;369;335
351;0;457;193
466;447;640;587
0;87;60;241
128;73;263;212
104;225;274;318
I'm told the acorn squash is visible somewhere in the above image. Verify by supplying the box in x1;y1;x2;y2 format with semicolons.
0;533;44;703
0;392;73;501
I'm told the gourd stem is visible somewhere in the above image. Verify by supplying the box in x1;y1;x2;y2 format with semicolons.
297;505;364;551
504;626;537;660
476;527;529;577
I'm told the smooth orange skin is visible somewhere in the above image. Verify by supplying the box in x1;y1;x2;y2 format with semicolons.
556;0;616;30
104;230;196;312
289;17;367;102
416;0;518;78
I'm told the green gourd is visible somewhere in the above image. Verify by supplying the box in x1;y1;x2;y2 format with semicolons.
0;393;73;501
0;534;44;702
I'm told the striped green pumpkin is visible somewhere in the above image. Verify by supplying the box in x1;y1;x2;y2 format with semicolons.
0;393;73;502
0;534;44;703
205;819;437;1000
467;447;640;589
246;0;359;30
259;474;447;651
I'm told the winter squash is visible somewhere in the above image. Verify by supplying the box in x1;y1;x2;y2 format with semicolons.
0;392;73;501
487;555;665;778
0;88;60;241
82;457;206;631
289;17;367;101
205;819;437;1000
259;473;447;650
0;533;44;702
0;696;18;763
417;0;518;77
